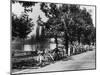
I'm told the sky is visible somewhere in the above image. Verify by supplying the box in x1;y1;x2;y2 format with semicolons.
12;2;95;37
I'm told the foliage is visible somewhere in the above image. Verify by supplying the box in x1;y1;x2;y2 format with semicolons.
12;0;37;7
40;3;96;54
12;14;33;40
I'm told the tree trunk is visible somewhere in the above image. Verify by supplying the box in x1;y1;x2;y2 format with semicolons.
55;35;58;49
78;35;81;44
64;33;69;54
61;13;70;55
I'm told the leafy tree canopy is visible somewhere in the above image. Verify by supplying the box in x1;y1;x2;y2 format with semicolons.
12;14;34;40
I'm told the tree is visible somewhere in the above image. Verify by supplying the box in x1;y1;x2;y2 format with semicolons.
40;3;66;50
12;14;33;49
72;8;93;44
40;3;95;54
82;26;96;45
12;1;37;50
40;3;81;54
